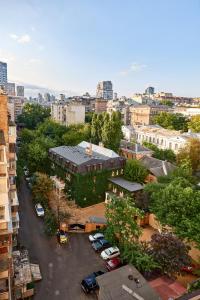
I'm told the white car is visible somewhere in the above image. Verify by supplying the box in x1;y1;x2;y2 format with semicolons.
89;233;104;242
100;247;120;260
35;203;45;217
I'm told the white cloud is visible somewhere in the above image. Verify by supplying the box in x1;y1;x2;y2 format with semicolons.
119;62;147;76
10;33;31;44
28;58;41;64
0;48;15;63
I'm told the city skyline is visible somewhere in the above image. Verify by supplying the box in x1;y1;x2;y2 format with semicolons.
0;0;200;97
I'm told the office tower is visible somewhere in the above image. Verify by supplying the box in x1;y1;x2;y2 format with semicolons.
96;81;113;100
145;86;155;95
16;85;24;97
0;61;7;87
44;92;51;102
7;82;16;96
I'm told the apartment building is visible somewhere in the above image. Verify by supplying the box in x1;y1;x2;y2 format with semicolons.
95;99;107;114
0;89;18;299
7;96;24;122
123;124;200;153
51;101;85;126
130;104;171;126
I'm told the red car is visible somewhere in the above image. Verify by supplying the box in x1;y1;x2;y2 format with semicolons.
181;264;200;275
106;257;122;271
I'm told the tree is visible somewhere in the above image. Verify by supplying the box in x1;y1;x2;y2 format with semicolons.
188;115;200;133
124;159;148;183
143;141;176;163
44;209;58;236
159;100;173;107
153;112;188;131
148;233;190;277
32;173;53;208
17;103;50;129
105;196;143;245
177;138;200;171
147;177;200;247
102;111;122;152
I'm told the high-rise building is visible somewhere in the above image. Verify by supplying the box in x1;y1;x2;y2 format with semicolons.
0;89;18;299
44;92;51;102
145;86;155;95
60;94;66;101
0;61;7;88
96;81;113;100
7;82;16;96
16;85;24;97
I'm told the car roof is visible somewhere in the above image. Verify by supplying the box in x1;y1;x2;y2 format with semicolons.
36;203;43;209
108;246;118;252
94;233;104;237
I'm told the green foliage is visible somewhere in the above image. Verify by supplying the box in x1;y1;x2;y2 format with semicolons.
32;173;53;208
188;115;200;133
69;169;111;207
44;209;58;236
124;159;148;183
143;141;176;163
91;112;122;152
153;112;188;131
159;100;173;107
147;176;200;247
62;123;90;146
188;278;200;292
177;138;200;171
147;233;191;277
17;103;50;129
85;112;94;123
105;195;143;244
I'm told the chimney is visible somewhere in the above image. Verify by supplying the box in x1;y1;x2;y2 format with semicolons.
85;143;93;157
162;160;168;176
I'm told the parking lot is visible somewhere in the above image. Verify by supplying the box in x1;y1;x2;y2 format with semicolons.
18;179;107;300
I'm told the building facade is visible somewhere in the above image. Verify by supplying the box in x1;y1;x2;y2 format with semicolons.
130;104;171;126
49;141;125;207
16;86;24;97
127;125;200;153
51;101;85;126
0;90;18;299
8;96;24;122
96;81;113;100
145;86;155;95
95;99;107;114
0;62;7;88
6;83;15;96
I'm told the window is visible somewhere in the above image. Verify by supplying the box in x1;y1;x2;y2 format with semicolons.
9;143;16;153
0;149;4;162
0;206;5;220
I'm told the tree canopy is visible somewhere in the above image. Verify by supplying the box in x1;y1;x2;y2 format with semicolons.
188;115;200;133
177;138;200;171
124;159;148;183
142;141;176;163
17;103;50;129
153;112;188;131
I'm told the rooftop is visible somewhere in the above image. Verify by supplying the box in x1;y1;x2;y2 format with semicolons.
96;264;161;300
50;141;119;166
139;155;176;177
120;140;153;154
109;177;144;192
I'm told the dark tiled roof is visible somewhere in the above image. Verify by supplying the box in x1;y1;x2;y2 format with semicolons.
109;177;144;192
139;155;176;177
120;141;153;154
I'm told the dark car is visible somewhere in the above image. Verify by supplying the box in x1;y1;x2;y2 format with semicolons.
81;271;104;293
92;239;111;252
106;257;122;271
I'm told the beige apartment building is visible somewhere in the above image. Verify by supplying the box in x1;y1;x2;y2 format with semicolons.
130;104;171;126
0;90;18;299
95;99;107;114
51;102;85;126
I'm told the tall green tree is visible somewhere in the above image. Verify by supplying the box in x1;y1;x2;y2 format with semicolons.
124;159;148;183
102;111;122;152
188;115;200;133
153;112;188;131
17;103;50;129
177;138;200;171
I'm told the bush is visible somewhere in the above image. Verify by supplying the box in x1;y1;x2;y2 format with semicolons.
44;209;58;236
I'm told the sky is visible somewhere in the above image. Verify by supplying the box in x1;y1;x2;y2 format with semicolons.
0;0;200;97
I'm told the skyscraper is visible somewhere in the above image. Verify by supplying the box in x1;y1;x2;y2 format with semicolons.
16;85;24;97
7;82;16;96
145;86;155;95
96;81;113;100
0;61;7;87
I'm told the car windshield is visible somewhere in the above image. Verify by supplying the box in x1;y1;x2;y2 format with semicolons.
105;249;112;255
37;207;44;212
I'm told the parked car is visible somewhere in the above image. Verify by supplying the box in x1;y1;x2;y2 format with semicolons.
101;246;120;260
89;233;104;242
81;271;104;293
106;257;122;271
181;264;200;275
92;239;111;252
35;203;45;217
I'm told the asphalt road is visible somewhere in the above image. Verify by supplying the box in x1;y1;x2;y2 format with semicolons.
18;179;106;300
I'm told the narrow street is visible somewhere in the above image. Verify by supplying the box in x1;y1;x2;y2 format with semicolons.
18;179;105;300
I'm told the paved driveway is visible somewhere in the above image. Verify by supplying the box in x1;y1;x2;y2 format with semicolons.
18;179;106;300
